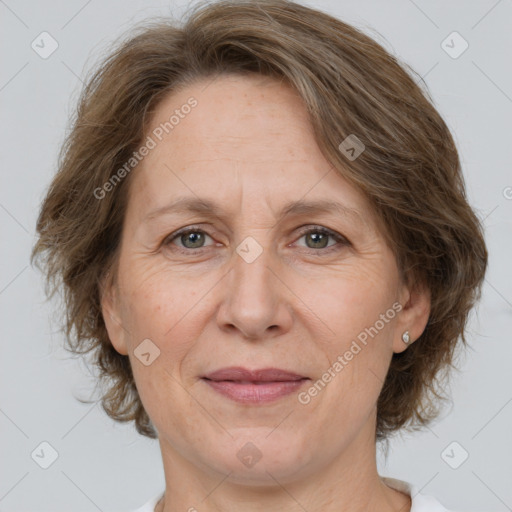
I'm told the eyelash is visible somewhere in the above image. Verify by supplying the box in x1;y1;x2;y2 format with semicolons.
162;225;350;255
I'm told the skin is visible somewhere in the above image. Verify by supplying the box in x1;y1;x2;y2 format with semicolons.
101;73;431;512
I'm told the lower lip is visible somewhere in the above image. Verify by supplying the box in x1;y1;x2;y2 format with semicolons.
202;379;309;404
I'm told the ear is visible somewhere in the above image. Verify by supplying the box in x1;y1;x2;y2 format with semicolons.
393;277;431;354
99;268;129;356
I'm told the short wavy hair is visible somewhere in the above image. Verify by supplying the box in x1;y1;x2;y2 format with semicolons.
31;0;487;442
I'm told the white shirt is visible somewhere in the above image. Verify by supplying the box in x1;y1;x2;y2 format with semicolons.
128;477;453;511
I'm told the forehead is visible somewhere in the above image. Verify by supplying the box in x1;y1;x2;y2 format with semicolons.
147;74;316;161
125;74;378;233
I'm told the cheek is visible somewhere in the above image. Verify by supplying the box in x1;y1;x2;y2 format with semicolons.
120;260;193;335
300;260;398;404
118;264;203;435
118;259;232;419
307;265;397;343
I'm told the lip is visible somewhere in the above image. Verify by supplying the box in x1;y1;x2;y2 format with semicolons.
201;367;310;404
203;367;307;382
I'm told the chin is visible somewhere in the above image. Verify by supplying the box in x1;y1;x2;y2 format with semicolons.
199;431;314;486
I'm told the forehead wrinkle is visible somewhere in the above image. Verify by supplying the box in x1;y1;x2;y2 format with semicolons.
142;195;371;233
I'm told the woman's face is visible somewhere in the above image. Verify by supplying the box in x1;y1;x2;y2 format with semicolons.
102;74;429;485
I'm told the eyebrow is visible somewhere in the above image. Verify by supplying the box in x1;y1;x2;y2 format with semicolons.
143;196;369;228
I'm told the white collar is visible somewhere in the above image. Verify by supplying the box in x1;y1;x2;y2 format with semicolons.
381;477;452;511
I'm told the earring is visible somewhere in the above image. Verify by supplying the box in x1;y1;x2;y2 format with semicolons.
402;331;411;344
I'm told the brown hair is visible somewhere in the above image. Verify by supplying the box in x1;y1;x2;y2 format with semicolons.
31;0;487;442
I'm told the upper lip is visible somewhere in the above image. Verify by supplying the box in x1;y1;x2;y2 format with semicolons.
202;367;308;382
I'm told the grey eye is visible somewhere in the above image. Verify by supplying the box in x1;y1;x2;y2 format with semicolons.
166;229;214;249
180;231;206;249
304;231;331;249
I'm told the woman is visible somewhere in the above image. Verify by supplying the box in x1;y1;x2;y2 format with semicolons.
31;0;487;511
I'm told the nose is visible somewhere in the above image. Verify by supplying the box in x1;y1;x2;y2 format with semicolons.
216;240;293;341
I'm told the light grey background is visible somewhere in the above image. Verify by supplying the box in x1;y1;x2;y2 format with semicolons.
1;0;511;511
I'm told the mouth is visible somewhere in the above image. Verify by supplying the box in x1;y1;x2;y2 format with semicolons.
201;367;310;404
